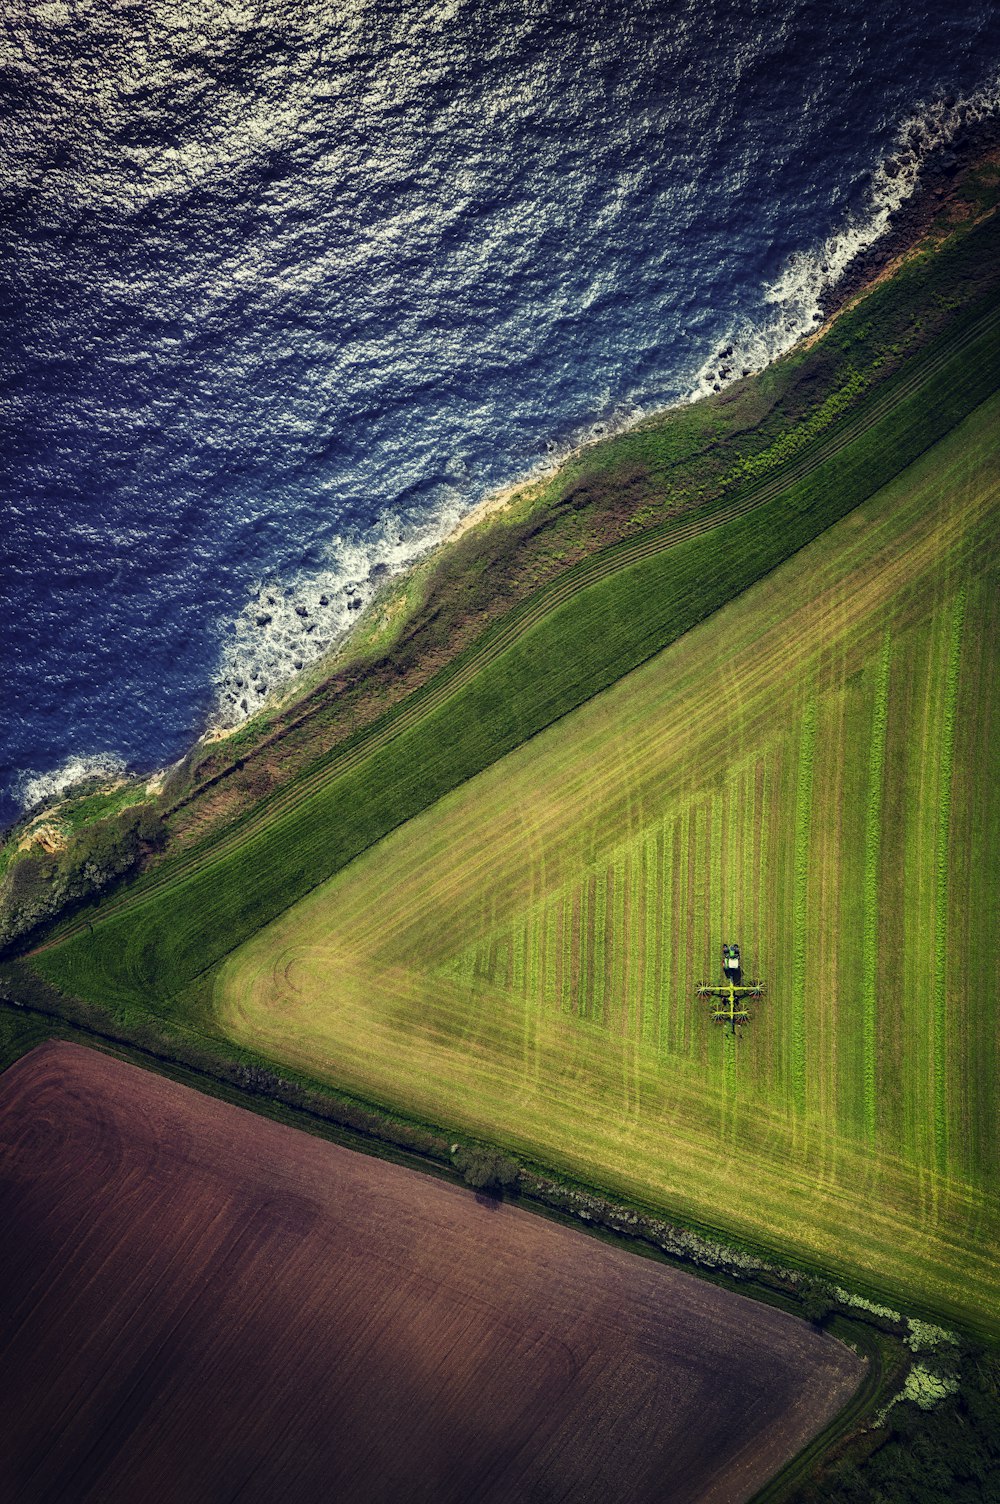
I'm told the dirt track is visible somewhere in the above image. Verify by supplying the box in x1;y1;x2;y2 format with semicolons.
0;1042;862;1503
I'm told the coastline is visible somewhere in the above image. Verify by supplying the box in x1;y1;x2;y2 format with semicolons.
5;123;1000;840
817;122;1000;328
432;122;1000;550
195;105;1000;747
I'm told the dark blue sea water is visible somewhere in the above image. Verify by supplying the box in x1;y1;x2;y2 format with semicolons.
3;1;1000;826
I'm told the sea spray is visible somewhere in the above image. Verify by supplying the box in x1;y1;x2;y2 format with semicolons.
211;505;468;727
690;76;1000;399
17;754;128;816
209;392;659;730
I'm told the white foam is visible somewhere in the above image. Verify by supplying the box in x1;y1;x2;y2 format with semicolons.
688;74;1000;400
212;500;469;727
18;753;128;813
210;387;667;732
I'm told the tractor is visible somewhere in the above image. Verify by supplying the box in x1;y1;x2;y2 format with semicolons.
695;943;764;1036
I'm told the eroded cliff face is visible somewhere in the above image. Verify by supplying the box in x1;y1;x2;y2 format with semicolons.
0;804;164;953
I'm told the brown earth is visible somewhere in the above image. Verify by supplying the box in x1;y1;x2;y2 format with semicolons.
0;1042;863;1504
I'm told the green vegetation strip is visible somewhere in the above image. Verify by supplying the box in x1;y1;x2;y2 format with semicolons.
34;297;1000;1019
791;697;816;1114
934;587;966;1174
862;631;892;1143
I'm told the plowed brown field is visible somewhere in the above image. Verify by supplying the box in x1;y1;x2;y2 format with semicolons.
0;1043;862;1504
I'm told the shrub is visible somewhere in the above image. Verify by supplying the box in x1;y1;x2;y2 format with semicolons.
798;1276;836;1327
452;1144;521;1194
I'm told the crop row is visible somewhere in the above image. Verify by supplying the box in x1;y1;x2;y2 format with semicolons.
933;587;967;1174
790;698;817;1116
862;631;893;1143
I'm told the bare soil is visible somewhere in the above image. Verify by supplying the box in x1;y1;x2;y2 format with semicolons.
0;1042;862;1503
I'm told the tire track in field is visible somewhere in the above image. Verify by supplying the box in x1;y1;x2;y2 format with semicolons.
40;300;1000;951
613;850;628;1026
943;578;999;1191
934;587;967;1175
861;630;893;1144
663;819;677;1056
791;699;817;1114
811;691;845;1180
651;822;667;1053
636;835;651;1046
738;761;756;1103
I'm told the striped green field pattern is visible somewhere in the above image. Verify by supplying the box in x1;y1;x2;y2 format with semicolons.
216;389;1000;1333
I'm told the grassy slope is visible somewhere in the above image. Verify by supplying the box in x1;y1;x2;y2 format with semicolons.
31;285;1000;1017
213;389;1000;1333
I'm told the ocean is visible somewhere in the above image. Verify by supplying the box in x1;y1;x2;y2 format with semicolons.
3;0;1000;827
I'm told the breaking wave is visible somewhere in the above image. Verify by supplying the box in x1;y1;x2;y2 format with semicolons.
211;400;662;727
17;754;128;816
690;76;1000;399
212;504;469;724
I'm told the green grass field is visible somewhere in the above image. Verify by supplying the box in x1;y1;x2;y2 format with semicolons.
213;388;1000;1332
22;221;1000;1338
